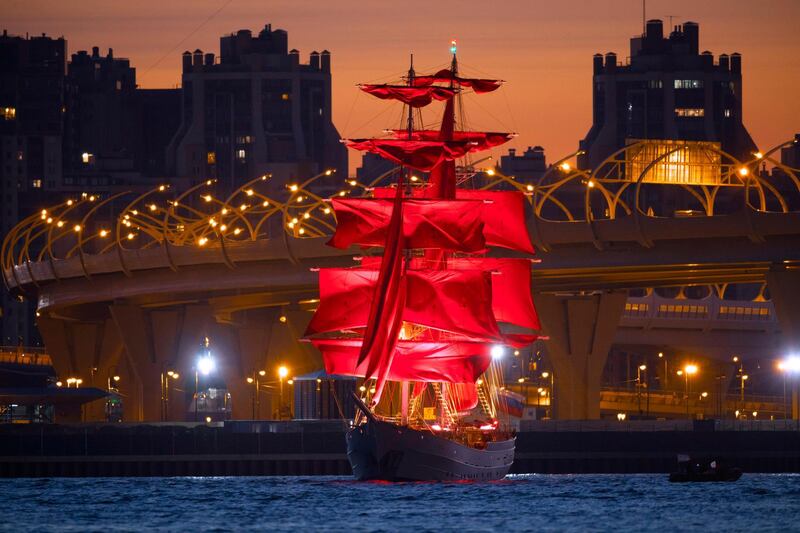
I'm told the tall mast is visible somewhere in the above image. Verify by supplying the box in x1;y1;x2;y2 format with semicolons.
406;53;415;140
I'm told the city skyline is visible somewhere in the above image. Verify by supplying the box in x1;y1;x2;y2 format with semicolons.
5;0;799;173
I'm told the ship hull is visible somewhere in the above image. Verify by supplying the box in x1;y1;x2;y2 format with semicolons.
346;418;515;481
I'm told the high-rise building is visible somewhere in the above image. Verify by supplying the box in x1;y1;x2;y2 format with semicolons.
167;24;347;194
63;47;181;191
579;20;757;169
0;30;66;346
499;146;547;181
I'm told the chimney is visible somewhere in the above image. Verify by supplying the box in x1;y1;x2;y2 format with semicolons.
683;21;699;55
204;52;215;66
320;50;331;72
310;50;320;70
107;48;113;59
193;49;203;67
719;53;729;71
645;19;663;45
92;46;99;58
730;52;742;75
593;53;604;74
289;49;300;67
182;51;192;71
604;52;617;71
701;51;713;69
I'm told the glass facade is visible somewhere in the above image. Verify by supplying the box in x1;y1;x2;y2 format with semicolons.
625;139;722;185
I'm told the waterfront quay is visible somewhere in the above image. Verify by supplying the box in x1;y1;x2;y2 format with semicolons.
1;419;798;478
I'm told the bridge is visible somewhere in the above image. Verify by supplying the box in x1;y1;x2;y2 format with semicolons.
3;139;800;422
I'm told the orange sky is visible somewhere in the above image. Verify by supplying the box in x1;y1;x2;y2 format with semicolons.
5;0;799;174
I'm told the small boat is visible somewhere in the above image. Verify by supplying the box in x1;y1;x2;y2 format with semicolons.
669;455;742;482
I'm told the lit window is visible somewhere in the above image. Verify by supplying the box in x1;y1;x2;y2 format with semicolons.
207;151;216;165
724;109;731;118
675;108;705;117
237;149;246;160
16;151;23;161
674;79;704;89
31;179;42;188
81;152;93;164
2;107;16;120
281;93;290;100
648;80;662;89
116;80;121;90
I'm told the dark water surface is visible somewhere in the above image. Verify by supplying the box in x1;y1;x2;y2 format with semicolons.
2;474;799;532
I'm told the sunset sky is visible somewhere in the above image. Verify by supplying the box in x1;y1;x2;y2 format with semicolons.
5;0;799;173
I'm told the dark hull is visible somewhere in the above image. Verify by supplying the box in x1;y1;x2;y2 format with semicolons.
346;417;515;481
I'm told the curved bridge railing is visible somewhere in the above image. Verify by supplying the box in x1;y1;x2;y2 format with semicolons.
3;138;800;293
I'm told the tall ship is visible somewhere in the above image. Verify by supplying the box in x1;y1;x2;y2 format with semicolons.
304;42;540;481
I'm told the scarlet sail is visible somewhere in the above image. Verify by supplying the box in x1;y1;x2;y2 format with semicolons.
327;198;487;251
313;339;493;383
359;84;457;107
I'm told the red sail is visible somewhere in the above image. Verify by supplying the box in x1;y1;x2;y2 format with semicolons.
390;130;513;152
344;139;472;171
367;189;534;254
327;198;486;252
357;177;407;405
455;190;535;254
412;69;502;94
358;256;539;332
314;339;492;383
306;267;502;342
445;382;479;412
359;84;457;107
447;258;540;331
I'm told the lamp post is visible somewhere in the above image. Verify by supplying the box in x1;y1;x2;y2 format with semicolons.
658;352;668;390
680;364;698;419
779;356;800;428
637;364;647;417
541;371;554;418
278;365;289;420
247;369;267;419
195;337;215;422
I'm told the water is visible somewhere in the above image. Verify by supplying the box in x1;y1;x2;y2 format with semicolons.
2;474;799;532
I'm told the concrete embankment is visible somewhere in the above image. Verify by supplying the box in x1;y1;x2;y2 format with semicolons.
0;419;798;477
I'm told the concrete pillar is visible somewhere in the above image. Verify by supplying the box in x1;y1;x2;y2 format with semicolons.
110;304;161;422
536;291;628;420
766;268;800;420
36;316;122;421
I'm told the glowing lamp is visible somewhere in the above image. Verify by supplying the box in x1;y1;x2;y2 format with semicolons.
278;366;289;379
205;416;212;423
490;345;505;359
781;356;800;374
560;162;571;172
479;424;494;431
197;355;215;376
450;39;457;54
639;365;647;371
738;167;749;177
431;424;442;431
684;364;698;375
246;377;254;384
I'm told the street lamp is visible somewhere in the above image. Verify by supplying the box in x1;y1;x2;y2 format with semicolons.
779;355;800;426
541;371;554;418
195;338;215;422
247;369;267;419
637;364;648;417
278;365;289;420
681;364;698;419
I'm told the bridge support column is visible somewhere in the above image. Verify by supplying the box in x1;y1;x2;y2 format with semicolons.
536;291;627;420
36;315;122;422
766;268;800;420
110;304;163;422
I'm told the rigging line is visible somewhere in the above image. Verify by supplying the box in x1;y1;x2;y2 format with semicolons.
462;92;513;131
346;102;400;136
139;0;234;83
340;89;361;138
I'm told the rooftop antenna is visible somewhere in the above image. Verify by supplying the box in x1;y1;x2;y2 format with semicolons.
667;15;680;29
642;0;646;35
